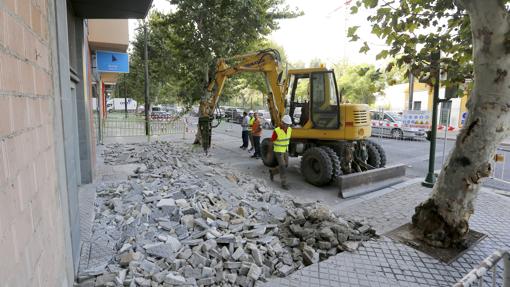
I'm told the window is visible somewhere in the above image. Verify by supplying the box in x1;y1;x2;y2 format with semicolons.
413;101;422;111
383;113;393;122
310;72;340;129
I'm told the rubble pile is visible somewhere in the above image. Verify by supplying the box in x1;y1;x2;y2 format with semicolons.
80;142;375;286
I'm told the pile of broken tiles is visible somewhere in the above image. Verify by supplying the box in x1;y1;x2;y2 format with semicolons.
79;142;375;287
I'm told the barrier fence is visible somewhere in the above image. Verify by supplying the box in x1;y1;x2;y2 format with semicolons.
101;114;198;140
454;249;510;287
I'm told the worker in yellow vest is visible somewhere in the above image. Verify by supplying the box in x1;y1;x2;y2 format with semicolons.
248;111;255;152
269;115;293;190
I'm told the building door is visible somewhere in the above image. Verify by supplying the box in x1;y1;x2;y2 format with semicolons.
413;101;422;111
440;100;452;126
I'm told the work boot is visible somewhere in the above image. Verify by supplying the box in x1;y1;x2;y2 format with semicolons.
269;170;274;181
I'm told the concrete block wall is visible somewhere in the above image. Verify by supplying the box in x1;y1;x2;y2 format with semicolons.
0;0;72;286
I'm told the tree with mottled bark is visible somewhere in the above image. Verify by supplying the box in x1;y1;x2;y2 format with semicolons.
350;0;510;247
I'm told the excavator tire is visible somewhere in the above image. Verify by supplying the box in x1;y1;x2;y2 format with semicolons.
319;146;342;183
261;138;278;167
300;147;333;186
365;141;382;168
366;140;386;167
331;142;353;174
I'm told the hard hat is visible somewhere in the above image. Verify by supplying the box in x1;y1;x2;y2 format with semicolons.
248;110;254;114
282;115;292;125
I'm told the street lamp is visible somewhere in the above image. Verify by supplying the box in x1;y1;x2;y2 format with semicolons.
422;50;440;188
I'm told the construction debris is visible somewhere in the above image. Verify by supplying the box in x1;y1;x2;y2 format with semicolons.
78;142;376;286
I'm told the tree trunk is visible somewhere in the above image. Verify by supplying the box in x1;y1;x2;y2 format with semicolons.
412;0;510;248
194;67;210;145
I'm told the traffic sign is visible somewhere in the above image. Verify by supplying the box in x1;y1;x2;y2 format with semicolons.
461;112;468;125
96;51;129;73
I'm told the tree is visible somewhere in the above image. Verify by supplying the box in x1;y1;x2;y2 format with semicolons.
350;0;510;248
337;64;385;105
162;0;300;105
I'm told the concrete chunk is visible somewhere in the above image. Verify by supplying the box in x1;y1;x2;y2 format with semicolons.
157;198;175;208
247;264;262;280
164;273;186;285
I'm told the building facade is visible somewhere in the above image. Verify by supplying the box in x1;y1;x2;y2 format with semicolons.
0;0;150;285
375;82;469;129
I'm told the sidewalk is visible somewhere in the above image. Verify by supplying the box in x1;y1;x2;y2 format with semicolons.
264;181;510;287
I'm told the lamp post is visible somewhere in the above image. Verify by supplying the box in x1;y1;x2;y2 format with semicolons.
422;50;440;188
143;23;150;138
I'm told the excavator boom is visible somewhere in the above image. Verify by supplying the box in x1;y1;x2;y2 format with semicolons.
198;49;285;153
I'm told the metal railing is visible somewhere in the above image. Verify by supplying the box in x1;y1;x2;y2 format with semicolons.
101;115;198;139
454;250;510;287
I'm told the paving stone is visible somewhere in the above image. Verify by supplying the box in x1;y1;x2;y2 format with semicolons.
164;273;186;285
224;262;242;269
119;251;143;267
145;243;174;260
196;277;215;286
189;252;207;268
232;247;245;260
94;273;116;287
248;263;262;280
86;142;376;287
157;198;175;208
252;249;264;266
152;271;169;283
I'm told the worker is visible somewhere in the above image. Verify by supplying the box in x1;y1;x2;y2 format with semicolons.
247;111;255;152
239;111;249;149
269;115;293;190
251;112;262;159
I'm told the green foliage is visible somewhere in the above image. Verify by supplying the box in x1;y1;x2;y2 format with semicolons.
124;1;300;108
348;0;473;91
336;64;385;105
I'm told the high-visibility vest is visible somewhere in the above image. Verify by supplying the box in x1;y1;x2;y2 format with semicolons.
273;127;292;153
248;117;255;131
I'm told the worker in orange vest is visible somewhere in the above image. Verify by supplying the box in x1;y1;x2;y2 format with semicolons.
251;112;262;159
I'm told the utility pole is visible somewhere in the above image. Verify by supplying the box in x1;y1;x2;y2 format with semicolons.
124;75;128;118
143;23;150;137
422;50;440;188
408;71;414;110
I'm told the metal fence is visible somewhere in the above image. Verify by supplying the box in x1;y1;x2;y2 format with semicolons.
101;115;198;139
454;249;510;287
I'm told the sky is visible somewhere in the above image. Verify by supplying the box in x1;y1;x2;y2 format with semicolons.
129;0;388;67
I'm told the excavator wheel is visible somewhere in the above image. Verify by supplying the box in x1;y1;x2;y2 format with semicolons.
366;140;386;167
319;146;342;183
365;141;382;168
260;138;278;167
300;147;333;186
331;142;353;174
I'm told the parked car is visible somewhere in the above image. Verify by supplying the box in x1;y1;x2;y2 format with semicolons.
151;111;173;120
258;111;273;129
224;108;244;123
370;111;426;140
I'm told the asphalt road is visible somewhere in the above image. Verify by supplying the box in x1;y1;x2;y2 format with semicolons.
211;121;510;191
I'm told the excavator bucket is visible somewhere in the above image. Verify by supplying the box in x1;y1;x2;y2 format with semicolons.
198;116;212;154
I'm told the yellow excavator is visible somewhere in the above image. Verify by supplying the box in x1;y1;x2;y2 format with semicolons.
198;49;386;187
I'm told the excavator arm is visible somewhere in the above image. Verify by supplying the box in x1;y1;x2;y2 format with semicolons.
198;49;286;153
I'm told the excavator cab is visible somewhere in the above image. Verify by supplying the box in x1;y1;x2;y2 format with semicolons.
287;69;340;130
